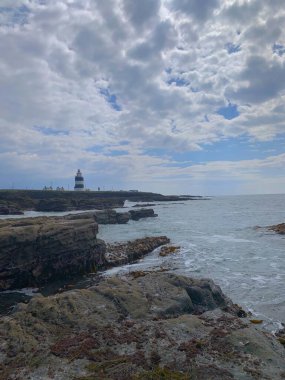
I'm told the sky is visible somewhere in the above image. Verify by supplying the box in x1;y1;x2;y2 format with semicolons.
0;0;285;195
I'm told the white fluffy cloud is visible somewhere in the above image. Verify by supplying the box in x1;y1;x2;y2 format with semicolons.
0;0;285;194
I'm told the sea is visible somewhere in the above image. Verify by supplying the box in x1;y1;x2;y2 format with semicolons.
1;194;285;332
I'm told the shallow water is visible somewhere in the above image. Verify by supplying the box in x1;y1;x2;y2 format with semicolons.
99;194;285;332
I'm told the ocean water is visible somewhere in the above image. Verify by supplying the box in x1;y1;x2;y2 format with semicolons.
99;194;285;332
1;194;285;332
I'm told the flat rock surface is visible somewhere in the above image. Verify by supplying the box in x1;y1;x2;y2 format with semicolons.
0;272;284;379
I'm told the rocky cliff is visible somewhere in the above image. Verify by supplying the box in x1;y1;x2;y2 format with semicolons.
0;214;106;290
0;211;166;291
0;272;284;379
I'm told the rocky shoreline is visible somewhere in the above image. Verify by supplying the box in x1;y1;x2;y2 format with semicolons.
1;209;285;379
0;209;161;291
0;189;198;214
0;272;284;379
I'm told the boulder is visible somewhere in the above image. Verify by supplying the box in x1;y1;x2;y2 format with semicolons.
0;272;284;380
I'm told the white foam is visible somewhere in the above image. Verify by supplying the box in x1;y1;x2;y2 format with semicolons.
2;288;40;296
198;234;256;244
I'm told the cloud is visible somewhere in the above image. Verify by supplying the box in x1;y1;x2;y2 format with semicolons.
167;0;220;22
122;0;161;30
228;56;285;104
0;0;285;194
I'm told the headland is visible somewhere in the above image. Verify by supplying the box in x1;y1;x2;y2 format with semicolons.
0;189;202;214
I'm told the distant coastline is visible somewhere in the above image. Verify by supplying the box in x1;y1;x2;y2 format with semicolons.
0;189;206;214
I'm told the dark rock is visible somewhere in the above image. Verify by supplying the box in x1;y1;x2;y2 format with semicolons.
106;236;170;266
0;189;202;212
268;223;285;235
93;209;130;224
76;209;157;224
35;198;70;211
132;203;156;207
0;214;106;290
0;209;170;290
129;208;157;220
159;245;180;256
0;202;24;215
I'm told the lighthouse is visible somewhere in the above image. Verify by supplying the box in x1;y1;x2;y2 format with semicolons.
74;169;84;191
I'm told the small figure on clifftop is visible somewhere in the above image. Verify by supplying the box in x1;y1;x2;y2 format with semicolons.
74;169;84;191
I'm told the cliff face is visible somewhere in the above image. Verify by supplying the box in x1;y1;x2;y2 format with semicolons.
0;210;166;290
0;272;284;380
0;214;106;290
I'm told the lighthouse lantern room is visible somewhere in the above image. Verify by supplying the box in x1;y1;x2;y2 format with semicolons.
74;169;84;191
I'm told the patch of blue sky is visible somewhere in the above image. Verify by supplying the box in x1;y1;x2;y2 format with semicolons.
0;5;30;27
34;126;69;136
144;136;285;165
99;88;122;111
167;77;189;87
273;43;285;56
225;43;241;54
217;103;239;120
160;162;192;168
86;145;105;153
145;147;173;156
109;150;129;156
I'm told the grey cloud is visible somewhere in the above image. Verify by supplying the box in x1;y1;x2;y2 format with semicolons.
122;0;161;30
179;22;199;43
89;1;129;43
128;42;157;61
128;20;176;61
153;20;177;50
169;0;220;21
244;20;282;45
222;0;261;24
73;23;115;63
228;56;285;104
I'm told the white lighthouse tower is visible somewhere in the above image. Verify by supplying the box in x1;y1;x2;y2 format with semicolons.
74;169;84;191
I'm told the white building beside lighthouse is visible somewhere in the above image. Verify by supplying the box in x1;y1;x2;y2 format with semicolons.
74;169;84;191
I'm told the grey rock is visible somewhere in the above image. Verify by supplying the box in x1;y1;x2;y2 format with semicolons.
0;272;284;379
